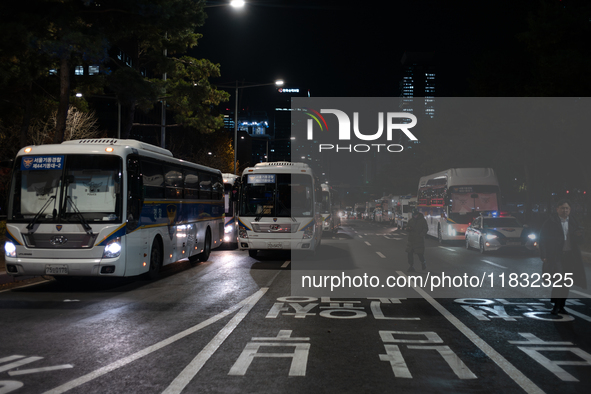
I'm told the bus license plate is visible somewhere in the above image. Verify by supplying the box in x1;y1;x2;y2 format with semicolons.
267;242;282;249
46;265;68;275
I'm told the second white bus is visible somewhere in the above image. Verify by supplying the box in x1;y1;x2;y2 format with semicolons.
236;162;322;257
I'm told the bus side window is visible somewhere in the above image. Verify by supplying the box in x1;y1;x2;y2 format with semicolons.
127;156;142;231
184;170;199;200
165;165;183;199
212;174;223;200
199;172;212;200
142;160;164;199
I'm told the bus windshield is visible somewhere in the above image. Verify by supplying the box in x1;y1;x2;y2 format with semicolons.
9;154;122;223
449;185;500;214
239;173;313;217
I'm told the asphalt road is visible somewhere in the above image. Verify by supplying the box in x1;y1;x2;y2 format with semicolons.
1;219;590;394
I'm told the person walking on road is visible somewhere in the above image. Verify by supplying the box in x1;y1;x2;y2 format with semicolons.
406;209;428;272
539;199;587;315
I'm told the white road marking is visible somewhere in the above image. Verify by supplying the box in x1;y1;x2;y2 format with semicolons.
0;279;52;293
481;260;507;269
396;270;545;394
9;364;74;376
0;355;25;363
563;308;591;322
43;288;269;394
358;235;363;239
571;289;591;298
365;241;371;246
0;356;43;373
376;252;386;258
438;246;456;252
163;288;268;393
281;261;291;268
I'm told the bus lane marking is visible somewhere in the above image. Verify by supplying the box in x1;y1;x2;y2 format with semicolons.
508;333;591;382
228;330;310;377
395;270;545;394
43;288;268;394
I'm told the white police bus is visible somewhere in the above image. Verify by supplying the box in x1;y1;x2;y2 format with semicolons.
417;168;500;243
222;173;239;246
320;183;340;234
236;162;322;257
4;139;224;280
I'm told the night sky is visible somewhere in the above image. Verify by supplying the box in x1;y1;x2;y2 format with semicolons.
194;0;526;101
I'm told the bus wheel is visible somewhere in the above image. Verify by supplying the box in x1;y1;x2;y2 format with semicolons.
248;249;258;258
197;229;212;262
147;238;163;280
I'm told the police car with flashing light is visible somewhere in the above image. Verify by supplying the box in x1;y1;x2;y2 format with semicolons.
465;212;538;254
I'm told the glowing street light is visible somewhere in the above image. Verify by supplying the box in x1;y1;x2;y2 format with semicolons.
218;79;284;174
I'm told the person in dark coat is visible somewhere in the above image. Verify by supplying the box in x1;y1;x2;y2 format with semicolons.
406;209;428;272
539;199;587;315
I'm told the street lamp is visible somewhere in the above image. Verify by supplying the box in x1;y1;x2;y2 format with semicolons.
205;1;245;8
218;80;284;174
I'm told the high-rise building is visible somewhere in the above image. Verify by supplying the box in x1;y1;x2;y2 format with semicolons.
400;52;436;119
223;110;271;169
271;86;309;162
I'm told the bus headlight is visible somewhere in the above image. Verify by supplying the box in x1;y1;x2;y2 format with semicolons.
239;227;247;239
303;225;314;239
225;224;234;234
486;233;498;240
102;237;122;258
528;233;536;240
4;241;16;258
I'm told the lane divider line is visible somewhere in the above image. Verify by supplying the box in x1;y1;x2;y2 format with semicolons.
570;289;591;298
43;288;269;394
163;288;268;394
481;260;507;269
395;270;545;394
